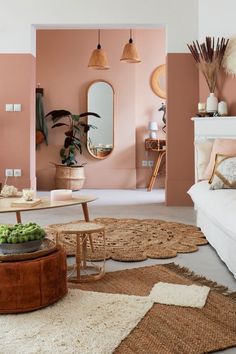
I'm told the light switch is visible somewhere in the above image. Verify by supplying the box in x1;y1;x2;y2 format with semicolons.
5;104;14;112
14;104;22;112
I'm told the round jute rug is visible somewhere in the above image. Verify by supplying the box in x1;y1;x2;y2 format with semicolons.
46;218;208;262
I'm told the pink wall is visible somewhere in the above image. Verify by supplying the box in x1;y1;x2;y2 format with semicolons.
166;54;198;206
135;29;166;188
0;54;36;190
36;29;166;190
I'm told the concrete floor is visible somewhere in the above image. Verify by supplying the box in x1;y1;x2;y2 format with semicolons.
1;188;235;353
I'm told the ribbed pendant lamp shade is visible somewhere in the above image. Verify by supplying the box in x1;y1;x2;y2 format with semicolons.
120;29;141;63
88;30;109;70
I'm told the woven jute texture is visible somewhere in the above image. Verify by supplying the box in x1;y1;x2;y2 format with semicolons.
72;263;236;354
46;218;208;262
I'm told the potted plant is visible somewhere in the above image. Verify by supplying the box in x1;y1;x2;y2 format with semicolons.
45;109;100;190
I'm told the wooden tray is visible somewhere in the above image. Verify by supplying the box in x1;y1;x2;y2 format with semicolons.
0;238;57;262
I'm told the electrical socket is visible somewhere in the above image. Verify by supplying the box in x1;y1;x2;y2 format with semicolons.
142;160;148;167
14;169;22;177
5;169;13;177
148;160;154;167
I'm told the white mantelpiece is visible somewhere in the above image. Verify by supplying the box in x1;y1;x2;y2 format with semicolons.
191;117;236;140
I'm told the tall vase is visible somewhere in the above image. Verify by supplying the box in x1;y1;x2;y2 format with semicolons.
206;93;218;113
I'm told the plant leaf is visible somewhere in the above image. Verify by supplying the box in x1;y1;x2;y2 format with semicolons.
78;112;101;118
52;123;69;128
73;125;81;132
74;143;82;154
45;110;71;118
71;115;81;122
64;137;73;148
65;130;73;137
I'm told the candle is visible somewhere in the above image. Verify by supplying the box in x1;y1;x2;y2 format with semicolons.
198;102;206;112
50;189;72;201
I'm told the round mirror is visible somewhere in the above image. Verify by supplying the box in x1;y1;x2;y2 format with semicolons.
150;64;166;99
87;80;114;159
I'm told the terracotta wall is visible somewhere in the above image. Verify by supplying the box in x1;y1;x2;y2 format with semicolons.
36;29;166;190
0;54;36;190
166;54;198;205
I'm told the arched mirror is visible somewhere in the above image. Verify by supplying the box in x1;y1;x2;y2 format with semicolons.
87;80;114;159
150;64;166;99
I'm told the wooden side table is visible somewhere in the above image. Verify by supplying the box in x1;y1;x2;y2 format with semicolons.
54;222;106;283
145;139;166;191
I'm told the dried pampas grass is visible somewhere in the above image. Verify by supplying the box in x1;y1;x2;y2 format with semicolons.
187;37;229;92
222;37;236;76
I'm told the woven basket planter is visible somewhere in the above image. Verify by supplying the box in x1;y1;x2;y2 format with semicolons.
55;165;85;191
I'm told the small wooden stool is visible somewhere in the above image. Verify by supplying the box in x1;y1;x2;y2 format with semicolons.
54;222;106;283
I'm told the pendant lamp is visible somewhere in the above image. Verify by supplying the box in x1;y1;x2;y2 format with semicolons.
88;30;109;70
120;29;141;63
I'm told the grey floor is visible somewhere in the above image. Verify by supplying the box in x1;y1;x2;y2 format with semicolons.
1;188;236;353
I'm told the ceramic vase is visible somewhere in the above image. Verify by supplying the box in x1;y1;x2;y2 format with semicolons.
218;101;228;116
206;93;218;113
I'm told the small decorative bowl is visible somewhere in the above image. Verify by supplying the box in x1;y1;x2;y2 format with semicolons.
0;239;43;255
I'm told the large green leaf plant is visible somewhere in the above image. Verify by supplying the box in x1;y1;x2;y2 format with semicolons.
45;110;100;166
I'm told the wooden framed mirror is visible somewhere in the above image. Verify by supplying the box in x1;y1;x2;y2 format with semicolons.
150;64;166;99
87;80;114;159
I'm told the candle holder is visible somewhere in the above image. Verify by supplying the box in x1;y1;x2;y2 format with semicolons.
50;189;72;201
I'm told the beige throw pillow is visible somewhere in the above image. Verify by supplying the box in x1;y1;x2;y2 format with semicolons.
194;140;213;181
203;139;236;180
210;154;236;190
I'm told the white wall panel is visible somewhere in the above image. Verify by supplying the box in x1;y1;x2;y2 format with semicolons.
0;0;198;54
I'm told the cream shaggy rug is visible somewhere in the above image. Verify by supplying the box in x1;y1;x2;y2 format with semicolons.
0;283;210;354
0;289;153;354
150;282;210;308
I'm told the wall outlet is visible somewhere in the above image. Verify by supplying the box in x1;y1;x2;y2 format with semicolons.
142;160;148;167
5;104;14;112
13;104;22;112
14;169;22;177
148;160;154;167
5;169;13;177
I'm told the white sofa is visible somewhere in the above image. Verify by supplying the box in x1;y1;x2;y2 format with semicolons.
190;117;236;279
188;181;236;278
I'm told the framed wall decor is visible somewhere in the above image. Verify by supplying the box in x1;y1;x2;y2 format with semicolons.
150;64;166;99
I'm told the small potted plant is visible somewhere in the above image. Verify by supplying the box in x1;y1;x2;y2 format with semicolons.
45;109;100;190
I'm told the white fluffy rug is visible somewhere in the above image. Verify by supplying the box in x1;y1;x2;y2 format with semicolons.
150;282;210;308
0;289;153;354
0;283;210;354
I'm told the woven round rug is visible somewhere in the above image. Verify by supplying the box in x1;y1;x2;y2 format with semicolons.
46;218;208;262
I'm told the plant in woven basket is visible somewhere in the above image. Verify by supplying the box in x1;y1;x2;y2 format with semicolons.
45;110;101;166
187;37;229;93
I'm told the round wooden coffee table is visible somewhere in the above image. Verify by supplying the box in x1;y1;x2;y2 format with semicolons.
0;195;96;223
0;245;68;313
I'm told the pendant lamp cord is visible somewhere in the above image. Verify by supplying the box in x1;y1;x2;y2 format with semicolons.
97;29;101;49
129;29;133;44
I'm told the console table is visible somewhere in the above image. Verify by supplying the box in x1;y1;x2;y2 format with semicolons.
145;139;166;191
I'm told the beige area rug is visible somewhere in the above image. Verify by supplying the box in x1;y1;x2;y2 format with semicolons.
0;289;153;354
75;263;236;354
46;218;208;261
